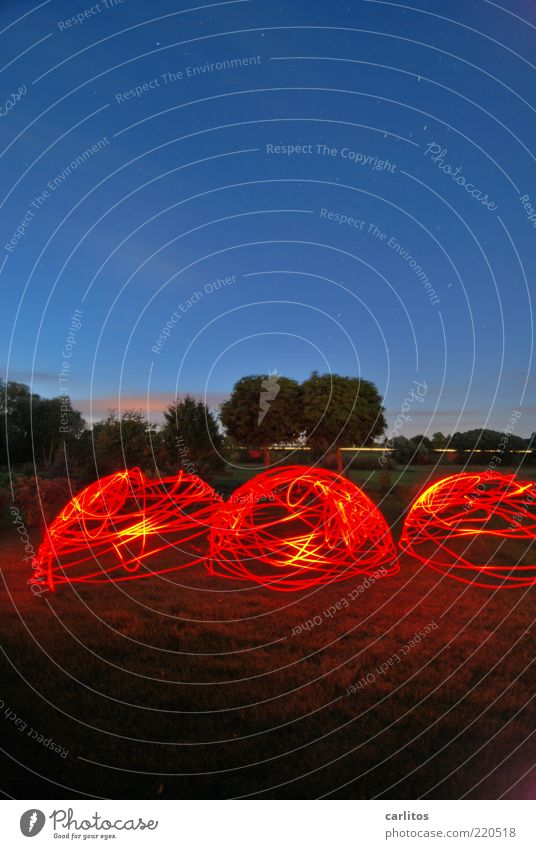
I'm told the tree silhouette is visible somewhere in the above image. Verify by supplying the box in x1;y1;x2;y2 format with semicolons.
300;372;386;472
92;410;159;475
161;395;224;475
220;374;301;466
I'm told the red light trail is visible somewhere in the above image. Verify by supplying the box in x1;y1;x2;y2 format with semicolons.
31;468;222;591
31;468;535;593
400;471;536;587
208;466;398;591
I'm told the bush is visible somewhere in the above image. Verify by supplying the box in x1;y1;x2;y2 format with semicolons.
12;476;72;529
390;436;432;465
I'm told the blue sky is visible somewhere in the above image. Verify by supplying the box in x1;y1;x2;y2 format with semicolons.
1;0;535;436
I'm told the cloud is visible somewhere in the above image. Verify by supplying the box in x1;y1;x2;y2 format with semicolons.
0;368;59;384
73;390;229;422
386;408;486;418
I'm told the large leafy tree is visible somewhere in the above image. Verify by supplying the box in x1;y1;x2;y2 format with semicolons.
219;374;301;465
161;395;224;475
0;381;84;468
0;380;39;465
300;372;386;471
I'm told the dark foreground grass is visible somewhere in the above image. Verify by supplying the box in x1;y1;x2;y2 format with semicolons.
0;468;534;800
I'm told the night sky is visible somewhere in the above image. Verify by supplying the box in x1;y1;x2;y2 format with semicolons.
1;0;535;436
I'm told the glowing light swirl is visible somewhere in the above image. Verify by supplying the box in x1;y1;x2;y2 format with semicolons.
208;465;398;591
31;468;221;591
400;471;536;587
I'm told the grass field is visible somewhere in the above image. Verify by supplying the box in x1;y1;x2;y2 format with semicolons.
1;465;534;799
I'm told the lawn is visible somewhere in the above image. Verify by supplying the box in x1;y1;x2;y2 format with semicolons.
0;465;534;799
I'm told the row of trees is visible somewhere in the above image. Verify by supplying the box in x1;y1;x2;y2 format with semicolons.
1;373;387;476
0;382;224;478
423;430;529;452
387;431;531;465
1;377;533;481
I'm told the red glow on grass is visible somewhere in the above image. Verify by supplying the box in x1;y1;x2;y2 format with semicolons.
208;465;398;591
400;471;536;588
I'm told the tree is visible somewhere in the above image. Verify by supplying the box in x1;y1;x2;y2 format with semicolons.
32;396;85;467
62;428;96;481
408;434;432;463
161;395;224;475
300;372;386;472
220;374;301;465
92;410;159;475
451;428;526;458
0;381;86;470
431;431;448;449
0;380;39;465
391;436;415;465
410;434;432;449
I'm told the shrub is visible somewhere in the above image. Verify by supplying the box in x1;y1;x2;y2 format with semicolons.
12;476;72;528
